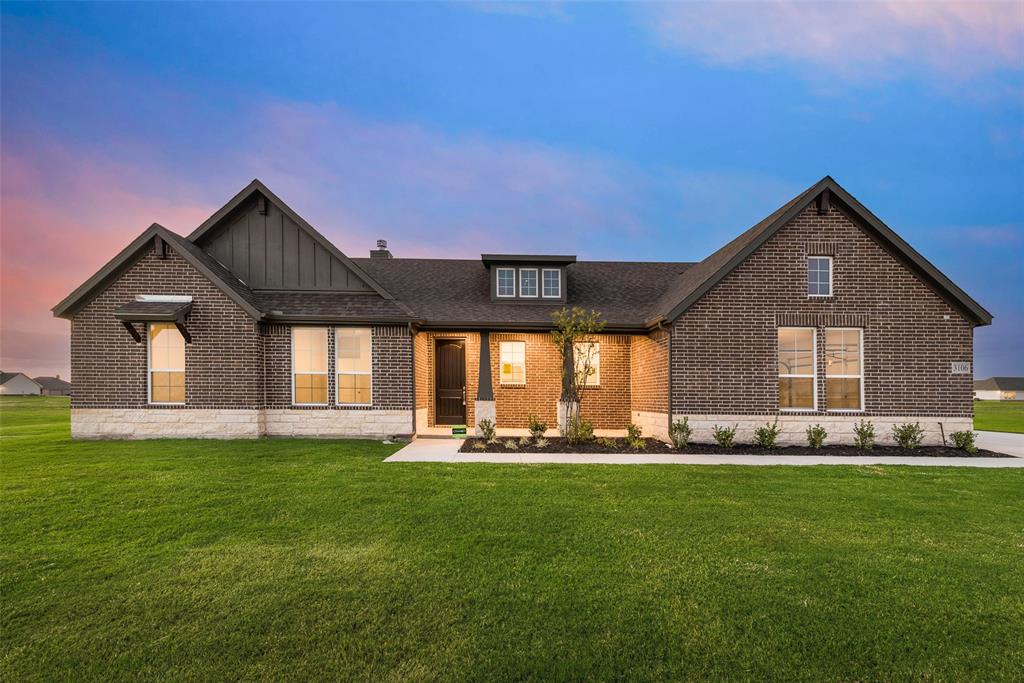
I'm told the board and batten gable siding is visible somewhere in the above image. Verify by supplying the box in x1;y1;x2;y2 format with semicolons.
262;324;412;410
198;194;373;291
670;202;974;417
70;248;263;409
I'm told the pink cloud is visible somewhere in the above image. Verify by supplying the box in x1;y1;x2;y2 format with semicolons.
640;1;1024;82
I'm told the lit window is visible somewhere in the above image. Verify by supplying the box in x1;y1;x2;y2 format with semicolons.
826;328;862;411
542;269;561;298
496;268;515;297
520;268;538;297
808;257;832;296
573;341;600;386
336;328;372;405
148;323;185;404
293;327;328;405
499;341;526;384
779;327;815;410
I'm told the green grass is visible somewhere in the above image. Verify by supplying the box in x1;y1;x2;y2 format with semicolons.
975;399;1024;434
2;396;1022;680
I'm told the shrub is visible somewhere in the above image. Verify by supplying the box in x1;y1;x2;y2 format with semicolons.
518;436;532;448
534;437;549;449
754;419;782;449
950;430;978;453
478;418;496;443
626;423;645;449
806;424;827;449
566;417;594;443
527;413;547;440
502;438;519;450
596;437;618;449
712;424;737;448
669;417;692;449
892;422;924;449
853;420;875;450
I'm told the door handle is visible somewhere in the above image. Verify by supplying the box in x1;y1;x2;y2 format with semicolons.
462;386;466;405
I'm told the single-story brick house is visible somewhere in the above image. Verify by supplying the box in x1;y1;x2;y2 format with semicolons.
974;377;1024;401
53;176;992;444
33;375;73;397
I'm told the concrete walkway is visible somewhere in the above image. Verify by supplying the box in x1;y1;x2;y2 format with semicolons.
976;430;1024;457
386;437;1024;467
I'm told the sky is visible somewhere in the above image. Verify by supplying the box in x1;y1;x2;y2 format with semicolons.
1;1;1022;379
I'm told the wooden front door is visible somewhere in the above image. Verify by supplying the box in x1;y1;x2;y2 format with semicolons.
435;339;466;425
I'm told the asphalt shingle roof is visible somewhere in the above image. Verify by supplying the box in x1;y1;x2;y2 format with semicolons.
974;377;1024;391
33;376;72;391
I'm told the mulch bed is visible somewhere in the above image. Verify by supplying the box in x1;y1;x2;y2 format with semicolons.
459;437;1011;458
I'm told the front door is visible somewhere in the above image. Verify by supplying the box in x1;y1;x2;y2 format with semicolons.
435;339;466;425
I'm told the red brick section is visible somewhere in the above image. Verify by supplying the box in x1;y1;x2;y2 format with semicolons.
630;329;669;414
579;334;631;428
415;332;481;428
263;324;412;410
670;203;975;417
71;248;263;408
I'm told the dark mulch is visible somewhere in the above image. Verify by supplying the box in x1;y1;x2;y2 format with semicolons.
459;437;1011;458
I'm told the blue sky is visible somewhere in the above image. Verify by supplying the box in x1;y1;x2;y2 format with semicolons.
2;1;1021;377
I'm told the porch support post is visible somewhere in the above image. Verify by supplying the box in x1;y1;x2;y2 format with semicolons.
474;331;496;436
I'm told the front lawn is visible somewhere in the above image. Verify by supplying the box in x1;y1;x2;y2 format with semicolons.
2;396;1022;680
975;399;1024;434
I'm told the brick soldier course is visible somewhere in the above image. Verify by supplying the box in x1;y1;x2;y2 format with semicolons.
54;177;992;443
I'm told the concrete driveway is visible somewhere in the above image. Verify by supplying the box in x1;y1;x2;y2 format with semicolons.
976;430;1024;457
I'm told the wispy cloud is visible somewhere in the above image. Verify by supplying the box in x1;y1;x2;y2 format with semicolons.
935;223;1024;247
639;1;1024;83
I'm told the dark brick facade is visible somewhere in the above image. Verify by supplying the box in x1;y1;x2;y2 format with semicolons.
630;330;669;414
670;203;974;417
71;248;263;409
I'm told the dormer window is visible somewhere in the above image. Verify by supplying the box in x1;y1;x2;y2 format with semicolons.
496;268;516;298
542;269;561;298
520;268;538;297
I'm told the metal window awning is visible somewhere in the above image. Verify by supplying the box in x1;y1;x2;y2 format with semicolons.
114;300;193;343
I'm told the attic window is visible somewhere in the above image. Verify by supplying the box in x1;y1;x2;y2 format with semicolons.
542;269;561;298
496;268;515;298
808;257;832;297
520;268;538;297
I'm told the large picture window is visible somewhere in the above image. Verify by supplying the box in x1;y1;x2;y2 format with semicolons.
825;328;863;411
148;323;185;404
336;327;372;405
573;341;600;386
293;327;328;405
499;341;526;384
778;327;816;410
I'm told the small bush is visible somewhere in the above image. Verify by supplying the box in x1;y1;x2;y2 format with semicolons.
950;429;978;453
527;414;547;440
596;437;618;449
502;438;519;450
478;418;496;443
567;417;594;443
626;423;645;449
853;420;875;450
754;419;782;449
471;440;487;450
806;424;827;449
669;417;692;449
518;436;532;448
534;437;549;449
892;422;924;449
712;424;737;448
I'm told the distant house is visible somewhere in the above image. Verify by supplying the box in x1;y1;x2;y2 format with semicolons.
974;377;1024;401
33;375;72;397
0;372;42;396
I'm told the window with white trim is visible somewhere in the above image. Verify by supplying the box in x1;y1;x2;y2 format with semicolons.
499;341;526;384
336;327;372;405
825;328;862;411
542;268;561;298
292;327;328;405
496;268;515;298
573;341;600;386
519;268;538;297
778;327;816;410
148;323;185;404
808;256;832;296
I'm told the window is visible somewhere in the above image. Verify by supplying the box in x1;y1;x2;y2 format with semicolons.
808;256;832;296
520;268;538;297
499;341;526;384
336;327;372;405
148;323;185;404
825;328;862;411
778;327;816;410
496;267;515;298
573;341;600;386
292;327;328;405
542;268;561;298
